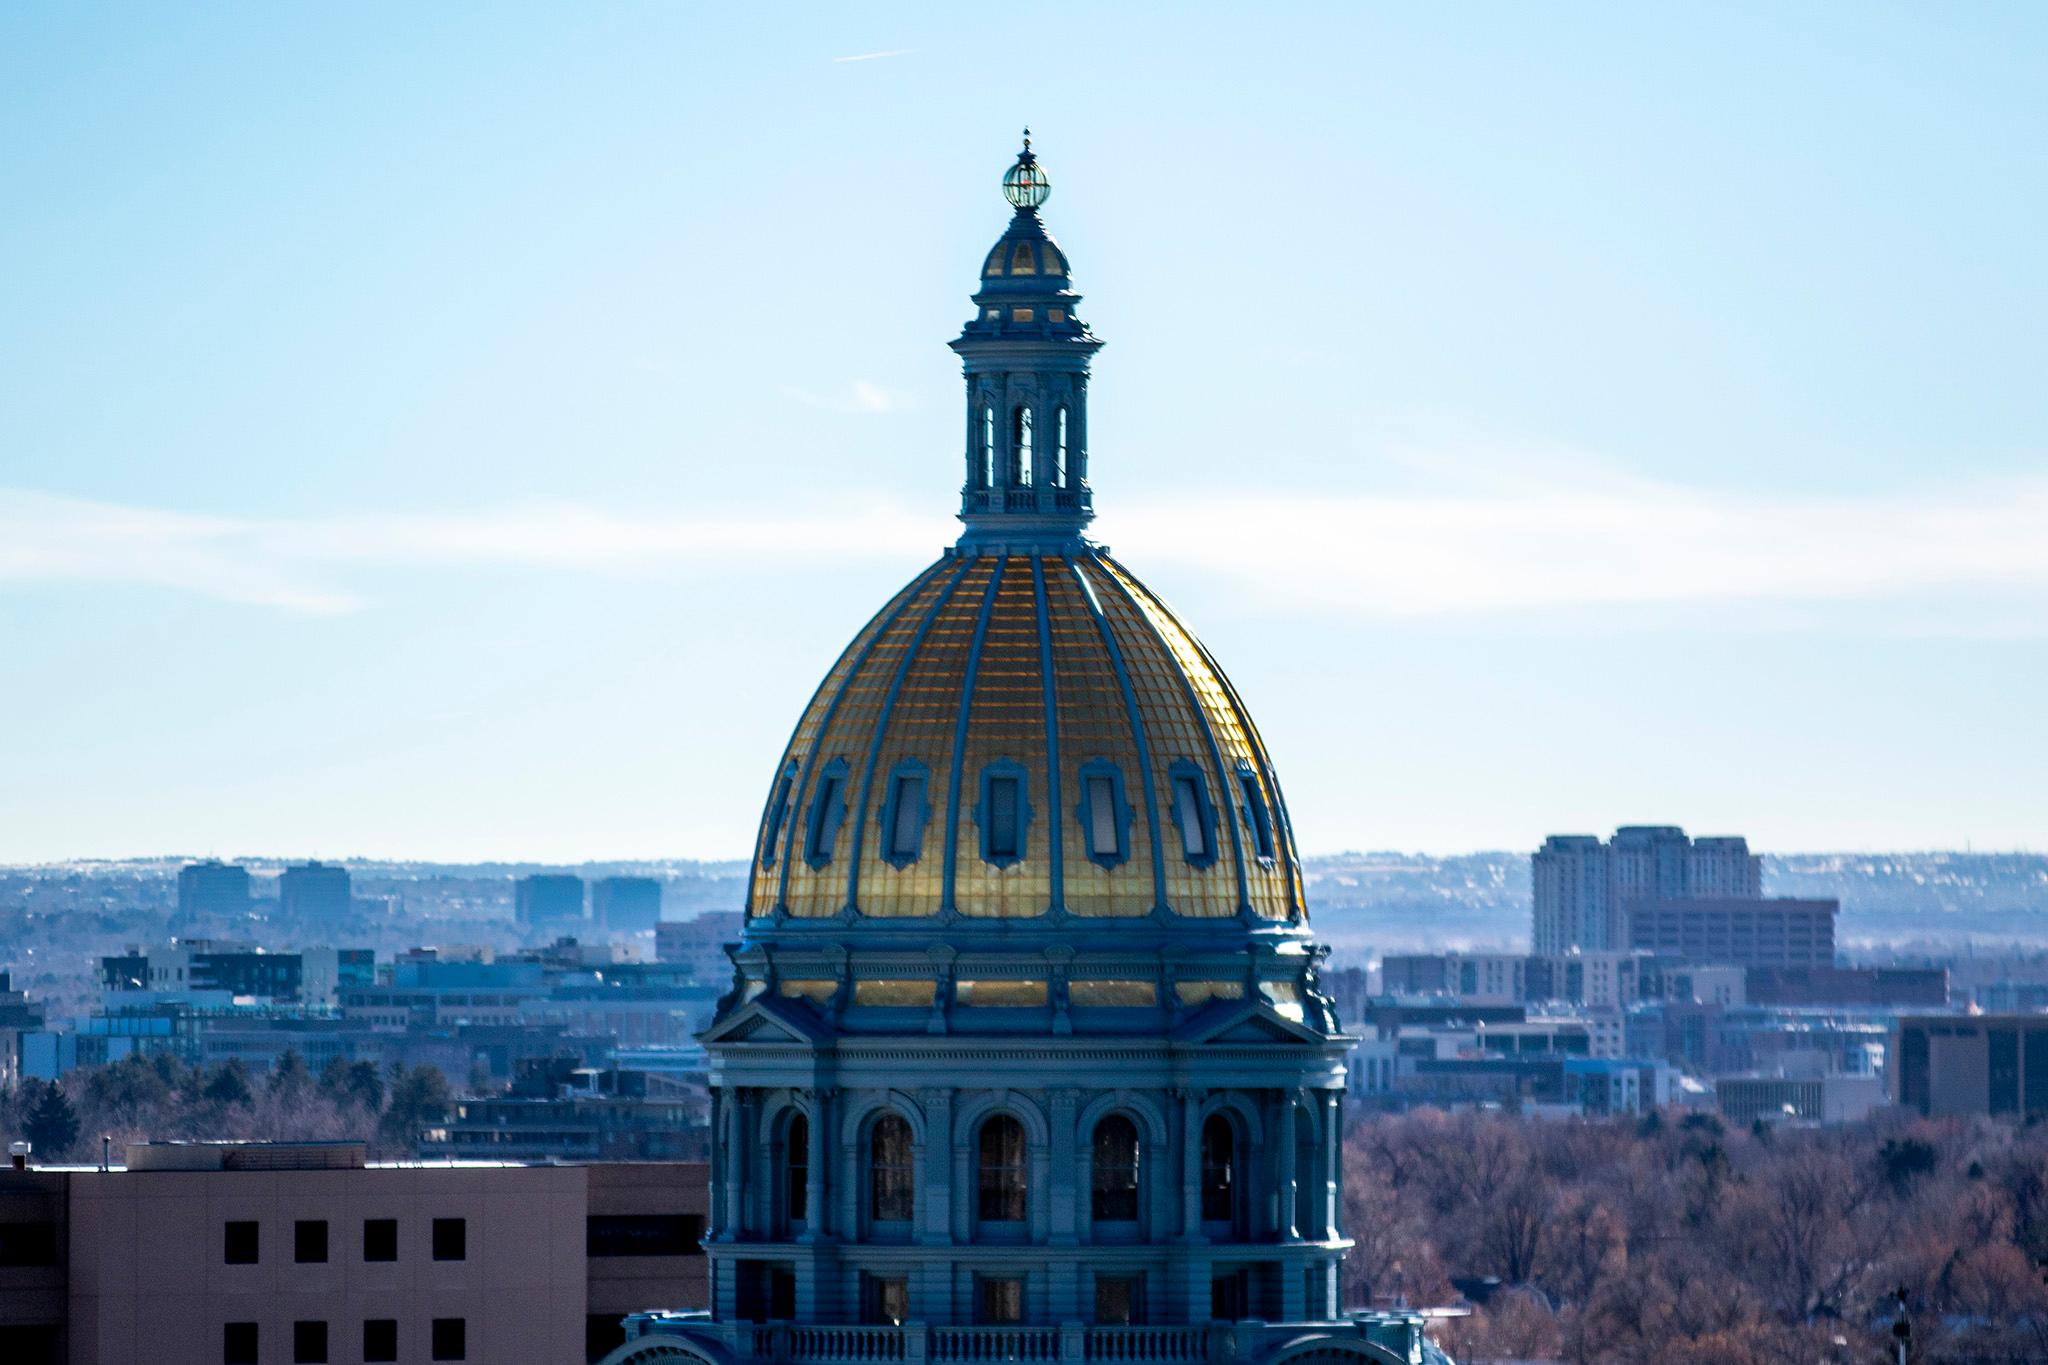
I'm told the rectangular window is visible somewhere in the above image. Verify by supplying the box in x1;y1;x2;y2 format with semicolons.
1070;979;1156;1007
432;1317;466;1361
1096;1275;1142;1325
432;1217;466;1262
363;1320;399;1364
957;978;1047;1007
852;979;937;1007
0;1220;58;1267
586;1214;705;1258
1172;775;1208;859
294;1321;329;1364
224;1220;259;1265
363;1217;398;1262
1211;1271;1247;1321
864;1273;910;1325
1087;774;1120;856
1238;774;1275;860
809;775;845;861
978;1276;1025;1325
294;1219;328;1264
224;1323;259;1365
889;774;926;858
988;776;1021;859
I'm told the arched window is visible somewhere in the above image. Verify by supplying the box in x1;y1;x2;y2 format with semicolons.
785;1113;811;1228
977;1115;1028;1223
1014;407;1034;487
1200;1114;1236;1226
870;1113;915;1222
1091;1115;1141;1223
1054;408;1069;487
982;407;997;488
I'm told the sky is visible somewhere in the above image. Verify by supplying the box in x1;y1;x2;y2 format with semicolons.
2;4;2045;862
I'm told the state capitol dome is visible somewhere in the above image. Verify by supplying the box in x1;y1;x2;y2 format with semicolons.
747;136;1304;927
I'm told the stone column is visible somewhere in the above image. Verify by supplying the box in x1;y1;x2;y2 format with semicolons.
1278;1091;1299;1241
804;1087;830;1241
1178;1088;1204;1241
1048;1088;1079;1243
724;1087;748;1235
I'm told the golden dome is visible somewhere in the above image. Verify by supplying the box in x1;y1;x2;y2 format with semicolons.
747;548;1304;922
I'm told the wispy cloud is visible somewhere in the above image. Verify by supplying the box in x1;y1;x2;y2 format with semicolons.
781;380;910;415
5;464;2047;627
832;49;912;64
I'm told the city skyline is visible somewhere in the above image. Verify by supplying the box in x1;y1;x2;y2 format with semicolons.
4;5;2046;861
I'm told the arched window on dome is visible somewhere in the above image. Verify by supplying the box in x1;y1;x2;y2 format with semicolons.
1013;407;1034;487
976;761;1031;868
879;760;931;867
1076;759;1130;868
760;762;797;870
977;1114;1028;1224
1168;761;1218;868
1235;765;1276;864
1090;1115;1142;1226
982;407;997;489
782;1112;810;1234
869;1112;916;1225
1054;407;1069;488
805;759;851;867
1200;1113;1240;1232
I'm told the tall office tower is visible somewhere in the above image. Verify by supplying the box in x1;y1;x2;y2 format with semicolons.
1532;835;1609;954
592;875;662;933
176;859;251;919
597;139;1439;1365
515;873;585;930
1533;827;1763;954
279;860;352;924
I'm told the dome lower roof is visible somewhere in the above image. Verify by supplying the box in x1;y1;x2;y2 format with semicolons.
748;546;1304;923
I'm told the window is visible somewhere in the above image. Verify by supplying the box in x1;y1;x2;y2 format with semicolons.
224;1322;259;1365
586;1214;704;1257
853;979;937;1007
1078;762;1126;866
1171;769;1212;862
1091;1115;1142;1223
1237;770;1276;861
0;1220;56;1267
864;1273;910;1325
363;1217;397;1262
1009;242;1036;274
882;766;929;865
294;1219;328;1263
761;766;795;869
807;766;848;864
1054;408;1069;487
1201;1115;1237;1225
294;1321;329;1364
432;1317;466;1361
1013;307;1035;323
224;1220;259;1265
977;1115;1028;1223
1211;1270;1248;1321
978;764;1029;866
978;1275;1025;1324
1096;1275;1142;1325
1070;979;1156;1007
431;1217;466;1262
869;1113;915;1222
1014;407;1034;486
957;978;1047;1007
363;1320;398;1364
983;407;997;487
785;1113;810;1225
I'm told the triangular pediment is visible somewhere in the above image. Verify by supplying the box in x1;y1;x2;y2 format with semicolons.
698;995;828;1046
1176;999;1326;1046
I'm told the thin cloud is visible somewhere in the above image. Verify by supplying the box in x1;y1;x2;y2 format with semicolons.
4;467;2047;626
832;49;913;64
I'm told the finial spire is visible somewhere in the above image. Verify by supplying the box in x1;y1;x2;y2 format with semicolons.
1022;126;1032;156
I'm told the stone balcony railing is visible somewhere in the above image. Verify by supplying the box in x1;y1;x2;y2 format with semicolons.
613;1314;1436;1365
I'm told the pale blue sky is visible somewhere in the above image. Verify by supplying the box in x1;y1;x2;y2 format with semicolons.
3;4;2044;861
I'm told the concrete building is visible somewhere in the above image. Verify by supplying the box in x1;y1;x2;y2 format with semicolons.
1717;1073;1885;1126
1379;953;1525;1005
0;1140;708;1365
1894;1014;2048;1119
1625;897;1836;969
1746;965;1946;1008
604;138;1443;1365
279;862;353;925
177;861;252;919
516;875;586;931
1532;826;1763;955
593;878;663;935
654;914;744;988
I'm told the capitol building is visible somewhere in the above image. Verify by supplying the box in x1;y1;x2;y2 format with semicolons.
601;139;1450;1365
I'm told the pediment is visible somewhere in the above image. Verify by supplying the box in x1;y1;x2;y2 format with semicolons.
1176;999;1326;1046
698;996;827;1046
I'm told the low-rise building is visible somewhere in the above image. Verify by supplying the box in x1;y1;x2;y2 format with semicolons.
0;1140;708;1365
1894;1013;2048;1119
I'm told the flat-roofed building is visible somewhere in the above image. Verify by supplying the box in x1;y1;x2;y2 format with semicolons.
0;1141;708;1365
591;877;662;934
516;874;586;930
1895;1014;2048;1119
1626;897;1836;969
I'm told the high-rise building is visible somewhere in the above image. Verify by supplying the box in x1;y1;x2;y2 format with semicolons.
279;860;352;923
601;136;1438;1365
592;876;662;933
515;874;585;929
176;860;251;919
1532;826;1763;954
